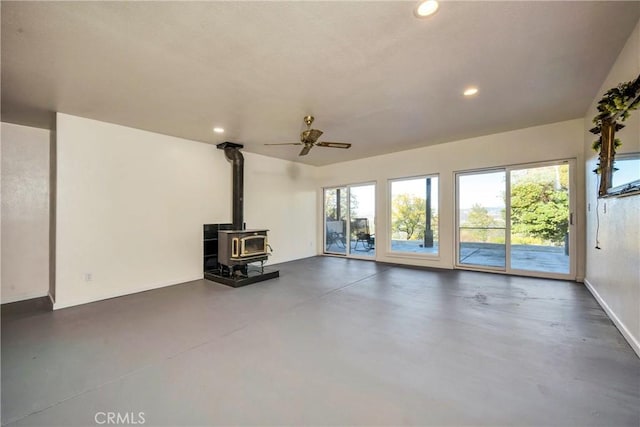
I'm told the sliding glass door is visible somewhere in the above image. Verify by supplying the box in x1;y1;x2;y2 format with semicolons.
324;187;348;255
509;163;570;275
457;170;507;269
324;183;375;258
456;161;574;278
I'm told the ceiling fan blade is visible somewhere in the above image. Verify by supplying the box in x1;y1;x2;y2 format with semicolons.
316;141;352;149
299;145;312;156
302;129;323;144
264;142;303;146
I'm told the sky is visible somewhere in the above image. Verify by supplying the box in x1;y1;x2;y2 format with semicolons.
390;177;439;209
611;157;640;187
458;171;505;209
350;184;376;219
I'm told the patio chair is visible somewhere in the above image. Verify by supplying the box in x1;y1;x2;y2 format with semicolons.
351;218;374;251
326;220;345;250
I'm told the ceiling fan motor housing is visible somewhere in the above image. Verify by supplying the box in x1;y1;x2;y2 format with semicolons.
301;128;323;143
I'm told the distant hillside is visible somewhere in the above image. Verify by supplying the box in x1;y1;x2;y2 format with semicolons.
459;207;505;225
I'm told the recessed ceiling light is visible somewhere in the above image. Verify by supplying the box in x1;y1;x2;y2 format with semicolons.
463;87;479;96
414;0;439;18
213;127;224;134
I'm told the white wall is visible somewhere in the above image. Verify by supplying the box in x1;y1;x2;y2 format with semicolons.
316;119;586;278
583;19;640;357
54;114;316;309
243;152;317;262
1;122;51;303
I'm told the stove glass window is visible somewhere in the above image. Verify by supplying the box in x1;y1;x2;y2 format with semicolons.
242;236;266;255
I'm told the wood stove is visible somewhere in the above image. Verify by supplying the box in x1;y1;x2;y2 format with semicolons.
218;229;269;265
203;142;279;287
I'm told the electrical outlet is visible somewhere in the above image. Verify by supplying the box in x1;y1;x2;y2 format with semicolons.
603;203;607;214
587;203;590;212
84;273;92;282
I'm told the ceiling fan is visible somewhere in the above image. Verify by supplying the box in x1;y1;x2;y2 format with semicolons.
265;116;352;156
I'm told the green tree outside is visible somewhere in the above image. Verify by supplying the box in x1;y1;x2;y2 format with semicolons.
511;181;568;244
391;194;438;241
431;212;439;241
391;194;425;240
325;191;359;221
510;165;569;245
463;203;497;243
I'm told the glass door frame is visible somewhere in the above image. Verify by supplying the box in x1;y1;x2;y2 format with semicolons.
455;168;507;273
454;159;576;280
323;186;348;256
322;182;376;260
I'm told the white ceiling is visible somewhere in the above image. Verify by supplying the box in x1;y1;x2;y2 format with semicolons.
2;1;639;166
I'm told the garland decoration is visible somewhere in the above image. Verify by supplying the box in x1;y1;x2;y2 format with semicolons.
589;74;640;158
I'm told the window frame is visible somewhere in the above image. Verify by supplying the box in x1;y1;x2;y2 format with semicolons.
387;174;440;258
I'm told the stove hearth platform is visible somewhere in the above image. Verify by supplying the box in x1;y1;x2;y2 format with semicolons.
204;265;279;288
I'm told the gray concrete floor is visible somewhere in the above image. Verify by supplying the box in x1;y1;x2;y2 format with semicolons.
2;257;638;426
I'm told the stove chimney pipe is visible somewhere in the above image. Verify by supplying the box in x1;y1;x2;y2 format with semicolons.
217;142;244;230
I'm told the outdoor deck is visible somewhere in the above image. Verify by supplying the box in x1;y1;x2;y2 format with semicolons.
327;240;569;274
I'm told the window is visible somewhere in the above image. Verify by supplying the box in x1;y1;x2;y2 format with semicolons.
389;175;438;255
610;152;640;196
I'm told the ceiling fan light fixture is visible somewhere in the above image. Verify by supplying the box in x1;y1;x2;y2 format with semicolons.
414;0;439;18
213;127;224;134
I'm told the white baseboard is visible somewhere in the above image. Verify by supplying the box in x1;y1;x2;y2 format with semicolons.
52;275;204;310
584;278;640;358
1;290;49;305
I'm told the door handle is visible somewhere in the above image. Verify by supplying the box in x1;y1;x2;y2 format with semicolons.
570;212;574;225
